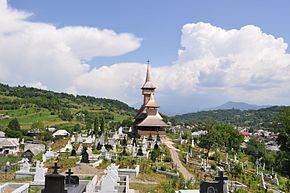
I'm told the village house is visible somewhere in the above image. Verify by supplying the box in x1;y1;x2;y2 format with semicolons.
0;138;20;155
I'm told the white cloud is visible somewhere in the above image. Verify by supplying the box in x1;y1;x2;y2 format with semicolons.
0;0;141;93
1;0;290;114
74;22;290;112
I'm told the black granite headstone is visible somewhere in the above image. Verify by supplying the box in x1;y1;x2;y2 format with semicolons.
132;138;137;147
122;136;127;146
65;169;79;185
80;147;89;163
42;163;67;193
137;146;143;156
200;171;228;193
156;134;161;142
154;141;159;150
71;148;76;156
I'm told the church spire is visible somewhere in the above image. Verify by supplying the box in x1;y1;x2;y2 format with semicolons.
142;60;156;89
145;60;151;83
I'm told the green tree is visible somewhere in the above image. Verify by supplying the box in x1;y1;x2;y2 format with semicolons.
276;108;290;177
245;138;265;160
99;115;105;134
8;118;20;130
6;118;22;138
73;123;81;132
59;108;73;121
94;116;99;134
199;122;224;159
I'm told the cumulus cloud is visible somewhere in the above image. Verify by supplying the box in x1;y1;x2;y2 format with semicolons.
1;0;290;114
75;22;290;112
0;0;141;92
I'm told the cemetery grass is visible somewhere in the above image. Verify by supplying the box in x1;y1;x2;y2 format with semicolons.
129;183;162;193
29;186;42;193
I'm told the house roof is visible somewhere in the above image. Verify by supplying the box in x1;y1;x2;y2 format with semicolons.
0;131;5;138
0;138;19;148
24;143;45;155
53;129;69;137
137;115;168;127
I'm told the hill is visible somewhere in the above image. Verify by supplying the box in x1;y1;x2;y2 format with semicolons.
209;101;270;110
0;83;136;130
173;106;285;130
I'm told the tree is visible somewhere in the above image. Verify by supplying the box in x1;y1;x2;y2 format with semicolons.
8;118;20;130
99;115;105;134
245;138;265;160
275;108;290;177
94;116;99;134
73;123;81;132
198;122;224;160
6;118;22;138
59;109;73;121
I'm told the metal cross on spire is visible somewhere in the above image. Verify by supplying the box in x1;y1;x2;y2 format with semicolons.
146;59;150;65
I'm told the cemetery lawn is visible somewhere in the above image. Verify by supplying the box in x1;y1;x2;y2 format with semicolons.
130;183;162;193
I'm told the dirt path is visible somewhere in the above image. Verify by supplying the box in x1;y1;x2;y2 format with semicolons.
163;137;194;181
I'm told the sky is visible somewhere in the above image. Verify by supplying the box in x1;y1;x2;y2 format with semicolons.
1;0;290;115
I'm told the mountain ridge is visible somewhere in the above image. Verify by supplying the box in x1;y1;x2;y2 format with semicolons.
208;101;271;111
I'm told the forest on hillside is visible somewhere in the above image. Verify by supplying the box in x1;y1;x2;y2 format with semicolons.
0;83;136;132
173;106;285;130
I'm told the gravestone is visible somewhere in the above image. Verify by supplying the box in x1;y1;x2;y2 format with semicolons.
260;172;266;190
41;163;67;193
225;152;228;164
33;161;46;183
234;153;237;162
65;141;73;151
65;169;79;185
273;173;279;186
200;171;228;193
112;144;117;153
156;134;161;142
154;141;159;150
186;152;189;164
80;147;89;163
71;148;76;156
132;138;137;147
137;146;143;156
77;144;82;155
20;160;30;173
122;136;127;146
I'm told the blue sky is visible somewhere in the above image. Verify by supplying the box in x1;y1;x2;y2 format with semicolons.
10;0;290;67
1;0;290;115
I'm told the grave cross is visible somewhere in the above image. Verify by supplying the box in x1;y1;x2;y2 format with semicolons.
65;169;74;184
52;162;60;174
214;171;228;184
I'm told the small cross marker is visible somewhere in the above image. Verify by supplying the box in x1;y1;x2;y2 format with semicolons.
214;171;228;183
66;169;74;184
52;162;60;174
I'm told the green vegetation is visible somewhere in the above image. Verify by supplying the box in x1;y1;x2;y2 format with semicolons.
173;106;284;130
0;83;136;131
276;108;290;177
